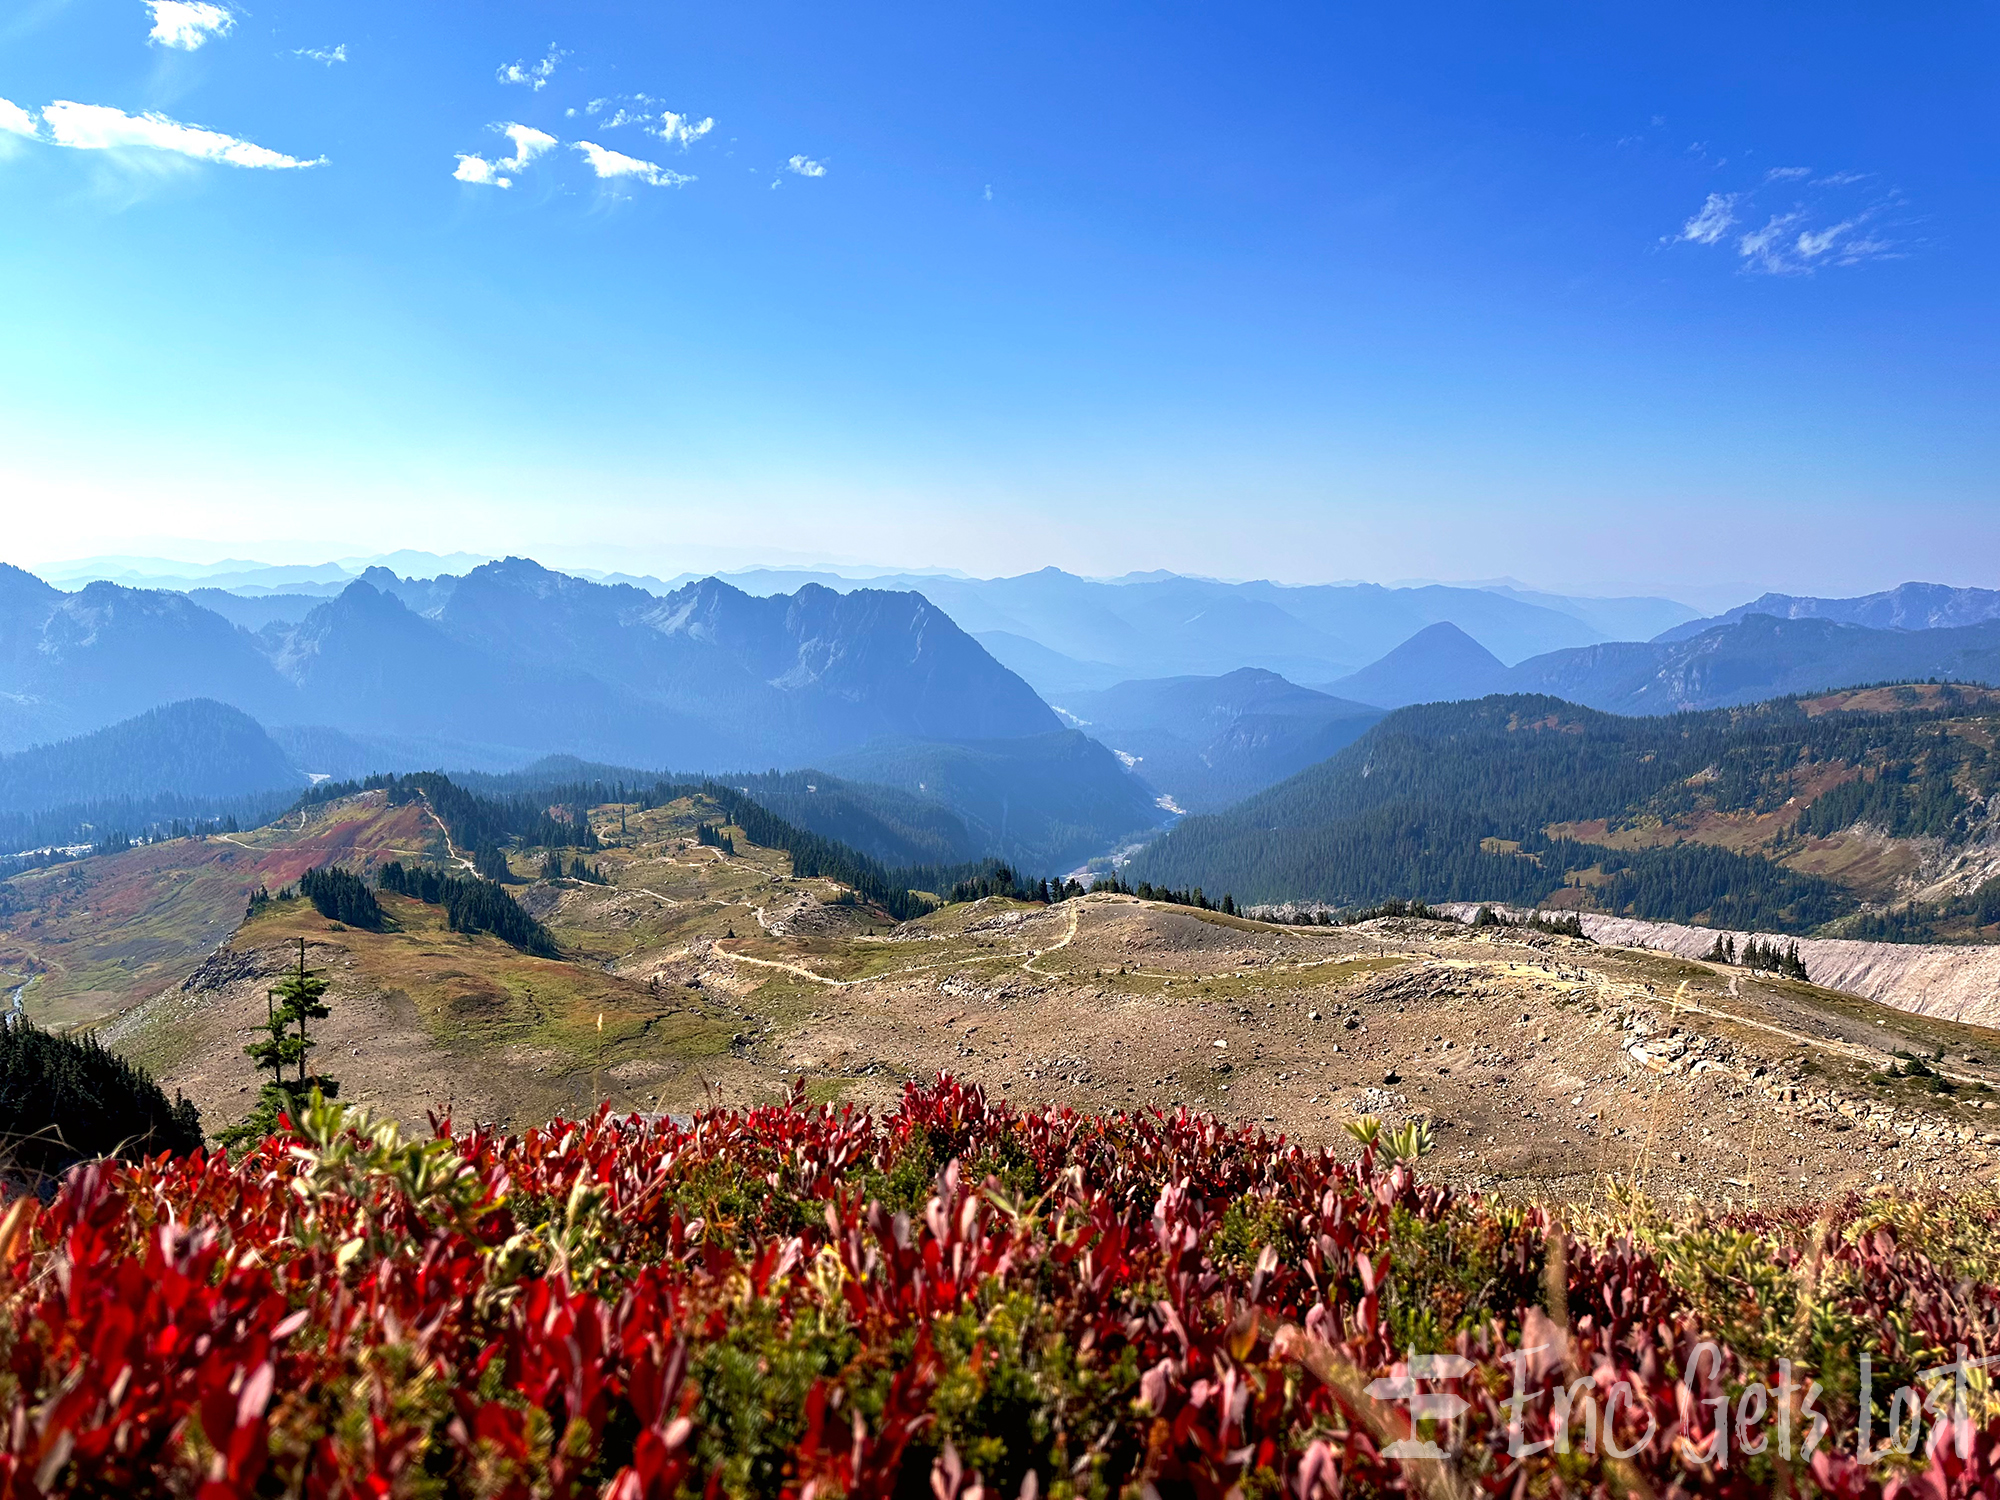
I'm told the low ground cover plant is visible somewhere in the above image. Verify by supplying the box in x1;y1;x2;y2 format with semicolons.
1;1077;1996;1497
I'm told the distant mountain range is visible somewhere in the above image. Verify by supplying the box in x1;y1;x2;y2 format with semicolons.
13;552;2000;875
1291;610;2000;718
0;560;1170;868
134;562;1700;689
729;569;1695;687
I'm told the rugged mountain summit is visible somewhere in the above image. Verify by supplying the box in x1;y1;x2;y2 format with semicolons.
1659;582;2000;641
0;560;1058;770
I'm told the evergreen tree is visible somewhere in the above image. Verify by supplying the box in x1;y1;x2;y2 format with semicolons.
217;939;339;1152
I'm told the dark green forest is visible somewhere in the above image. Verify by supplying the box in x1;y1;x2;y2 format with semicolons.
298;865;386;929
1128;691;2000;937
0;1022;204;1179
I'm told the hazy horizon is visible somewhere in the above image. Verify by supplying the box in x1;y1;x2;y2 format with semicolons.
7;545;1788;616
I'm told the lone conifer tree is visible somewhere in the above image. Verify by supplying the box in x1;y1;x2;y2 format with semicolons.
218;938;340;1152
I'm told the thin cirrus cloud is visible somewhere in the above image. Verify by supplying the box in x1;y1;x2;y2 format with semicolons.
497;46;562;91
292;44;347;66
453;122;557;189
144;1;234;51
1;95;321;169
1674;192;1736;245
572;140;692;187
1668;169;1898;275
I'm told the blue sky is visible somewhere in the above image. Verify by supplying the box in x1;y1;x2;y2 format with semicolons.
0;1;1994;596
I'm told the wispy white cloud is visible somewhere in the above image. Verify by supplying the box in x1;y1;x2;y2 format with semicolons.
583;95;715;148
293;44;347;65
145;1;233;50
786;153;825;178
572;140;691;186
0;97;37;139
1735;211;1803;271
1674;192;1736;244
497;46;561;91
1737;212;1895;274
1669;168;1902;275
40;100;322;168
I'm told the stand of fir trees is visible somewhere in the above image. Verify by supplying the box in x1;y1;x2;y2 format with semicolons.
298;864;386;929
538;850;610;883
376;861;561;957
217;938;339;1152
0;1021;203;1182
1703;931;1811;981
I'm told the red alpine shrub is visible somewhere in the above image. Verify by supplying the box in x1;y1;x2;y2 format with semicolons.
1;1076;1996;1497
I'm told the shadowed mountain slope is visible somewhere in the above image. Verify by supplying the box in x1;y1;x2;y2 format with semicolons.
823;730;1165;871
1506;615;2000;714
1126;685;2000;934
0;700;301;817
1059;668;1383;811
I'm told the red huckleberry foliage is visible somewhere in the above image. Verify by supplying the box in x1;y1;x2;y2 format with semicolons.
2;1075;1997;1498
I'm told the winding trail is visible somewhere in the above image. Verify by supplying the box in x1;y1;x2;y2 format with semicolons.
418;794;478;874
1019;902;1082;978
712;949;858;988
